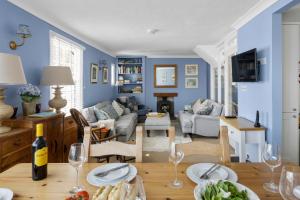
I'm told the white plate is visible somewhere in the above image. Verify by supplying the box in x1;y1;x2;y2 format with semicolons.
0;188;13;200
186;163;238;184
93;163;130;182
194;180;260;200
192;164;228;180
87;164;137;186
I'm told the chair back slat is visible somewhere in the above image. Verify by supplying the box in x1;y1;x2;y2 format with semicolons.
168;126;230;163
84;126;143;162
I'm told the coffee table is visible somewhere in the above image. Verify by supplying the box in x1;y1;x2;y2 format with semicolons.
144;112;171;137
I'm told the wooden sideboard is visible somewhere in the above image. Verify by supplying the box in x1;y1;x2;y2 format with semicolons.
0;128;32;172
0;114;77;172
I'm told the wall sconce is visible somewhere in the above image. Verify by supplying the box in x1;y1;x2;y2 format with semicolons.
99;59;107;70
9;24;32;50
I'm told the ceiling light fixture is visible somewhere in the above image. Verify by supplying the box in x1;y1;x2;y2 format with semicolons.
147;29;159;35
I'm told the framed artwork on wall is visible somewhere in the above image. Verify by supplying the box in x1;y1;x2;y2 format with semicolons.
185;64;198;76
90;63;99;84
102;66;108;84
185;77;198;88
154;64;177;88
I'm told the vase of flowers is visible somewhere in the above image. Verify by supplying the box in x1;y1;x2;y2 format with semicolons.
18;84;41;116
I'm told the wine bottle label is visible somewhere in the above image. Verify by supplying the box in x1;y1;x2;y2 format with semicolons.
34;147;48;167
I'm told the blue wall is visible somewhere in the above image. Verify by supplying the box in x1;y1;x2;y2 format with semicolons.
145;58;210;114
0;0;116;113
237;0;300;144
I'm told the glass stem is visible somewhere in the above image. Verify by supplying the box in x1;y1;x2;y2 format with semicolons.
270;167;275;185
174;163;178;183
76;167;79;187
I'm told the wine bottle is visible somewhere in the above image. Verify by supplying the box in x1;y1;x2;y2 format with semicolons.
32;123;48;181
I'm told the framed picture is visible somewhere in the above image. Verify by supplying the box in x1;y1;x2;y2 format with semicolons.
90;63;99;84
185;64;198;76
102;66;108;84
185;77;198;88
154;64;177;88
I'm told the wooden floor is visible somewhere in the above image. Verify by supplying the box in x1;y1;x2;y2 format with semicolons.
143;136;221;163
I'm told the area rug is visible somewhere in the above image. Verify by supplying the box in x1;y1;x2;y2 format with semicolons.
135;121;192;152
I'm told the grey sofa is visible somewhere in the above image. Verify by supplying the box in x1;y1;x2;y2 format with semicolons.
82;101;137;142
179;99;224;137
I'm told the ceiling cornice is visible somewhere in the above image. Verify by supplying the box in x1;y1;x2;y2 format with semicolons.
8;0;116;57
231;0;278;30
146;55;200;58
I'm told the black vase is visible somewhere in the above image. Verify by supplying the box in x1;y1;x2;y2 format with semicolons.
36;103;41;113
254;110;261;127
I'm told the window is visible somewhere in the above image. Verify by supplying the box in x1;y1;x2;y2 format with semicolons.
50;31;84;113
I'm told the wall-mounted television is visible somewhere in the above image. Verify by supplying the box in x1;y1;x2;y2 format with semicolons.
231;48;259;82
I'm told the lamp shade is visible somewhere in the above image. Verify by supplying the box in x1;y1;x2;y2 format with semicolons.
41;66;75;86
0;53;27;85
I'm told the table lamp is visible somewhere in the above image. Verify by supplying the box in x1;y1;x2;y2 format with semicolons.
40;66;75;113
0;53;27;133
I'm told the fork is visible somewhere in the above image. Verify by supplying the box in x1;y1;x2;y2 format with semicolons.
200;164;220;179
94;163;129;177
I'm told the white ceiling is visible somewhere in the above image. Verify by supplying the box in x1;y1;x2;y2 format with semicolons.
9;0;260;57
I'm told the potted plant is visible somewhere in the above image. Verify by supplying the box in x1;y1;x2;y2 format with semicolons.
18;84;41;116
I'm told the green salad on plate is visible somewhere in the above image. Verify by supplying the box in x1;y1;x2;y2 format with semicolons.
201;180;249;200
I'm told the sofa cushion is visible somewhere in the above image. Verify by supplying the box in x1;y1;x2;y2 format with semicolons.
94;101;112;110
81;107;97;123
94;108;110;120
101;105;119;120
210;102;223;116
112;100;124;116
192;100;213;115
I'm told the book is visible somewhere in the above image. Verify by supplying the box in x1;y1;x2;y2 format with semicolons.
29;112;56;118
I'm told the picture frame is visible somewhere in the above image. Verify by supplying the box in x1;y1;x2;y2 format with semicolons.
102;66;108;84
185;77;198;88
90;63;99;84
154;64;177;88
185;64;198;76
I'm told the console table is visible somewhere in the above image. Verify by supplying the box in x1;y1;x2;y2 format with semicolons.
220;117;266;162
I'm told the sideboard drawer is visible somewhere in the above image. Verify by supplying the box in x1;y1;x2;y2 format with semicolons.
1;145;31;171
1;130;32;155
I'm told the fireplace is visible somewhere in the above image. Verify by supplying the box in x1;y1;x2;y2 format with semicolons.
154;93;177;119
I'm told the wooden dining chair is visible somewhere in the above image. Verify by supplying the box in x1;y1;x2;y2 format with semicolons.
83;126;143;163
168;126;231;163
70;108;122;162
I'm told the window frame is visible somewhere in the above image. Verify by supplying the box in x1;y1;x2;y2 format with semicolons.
49;30;85;112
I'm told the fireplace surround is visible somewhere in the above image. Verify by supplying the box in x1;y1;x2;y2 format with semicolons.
154;93;177;119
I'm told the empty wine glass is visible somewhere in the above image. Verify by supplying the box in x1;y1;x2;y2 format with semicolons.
169;138;185;189
69;143;85;193
262;143;282;193
280;166;300;200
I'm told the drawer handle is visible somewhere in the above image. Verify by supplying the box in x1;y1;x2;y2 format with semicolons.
68;120;74;124
13;138;22;146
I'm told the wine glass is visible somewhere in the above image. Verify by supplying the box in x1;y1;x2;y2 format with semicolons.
280;166;300;200
69;143;85;193
169;138;185;189
262;143;282;193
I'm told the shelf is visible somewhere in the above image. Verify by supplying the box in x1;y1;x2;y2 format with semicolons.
118;73;142;75
118;63;143;65
119;83;143;85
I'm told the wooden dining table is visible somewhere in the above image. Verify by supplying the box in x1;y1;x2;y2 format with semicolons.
0;162;285;200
